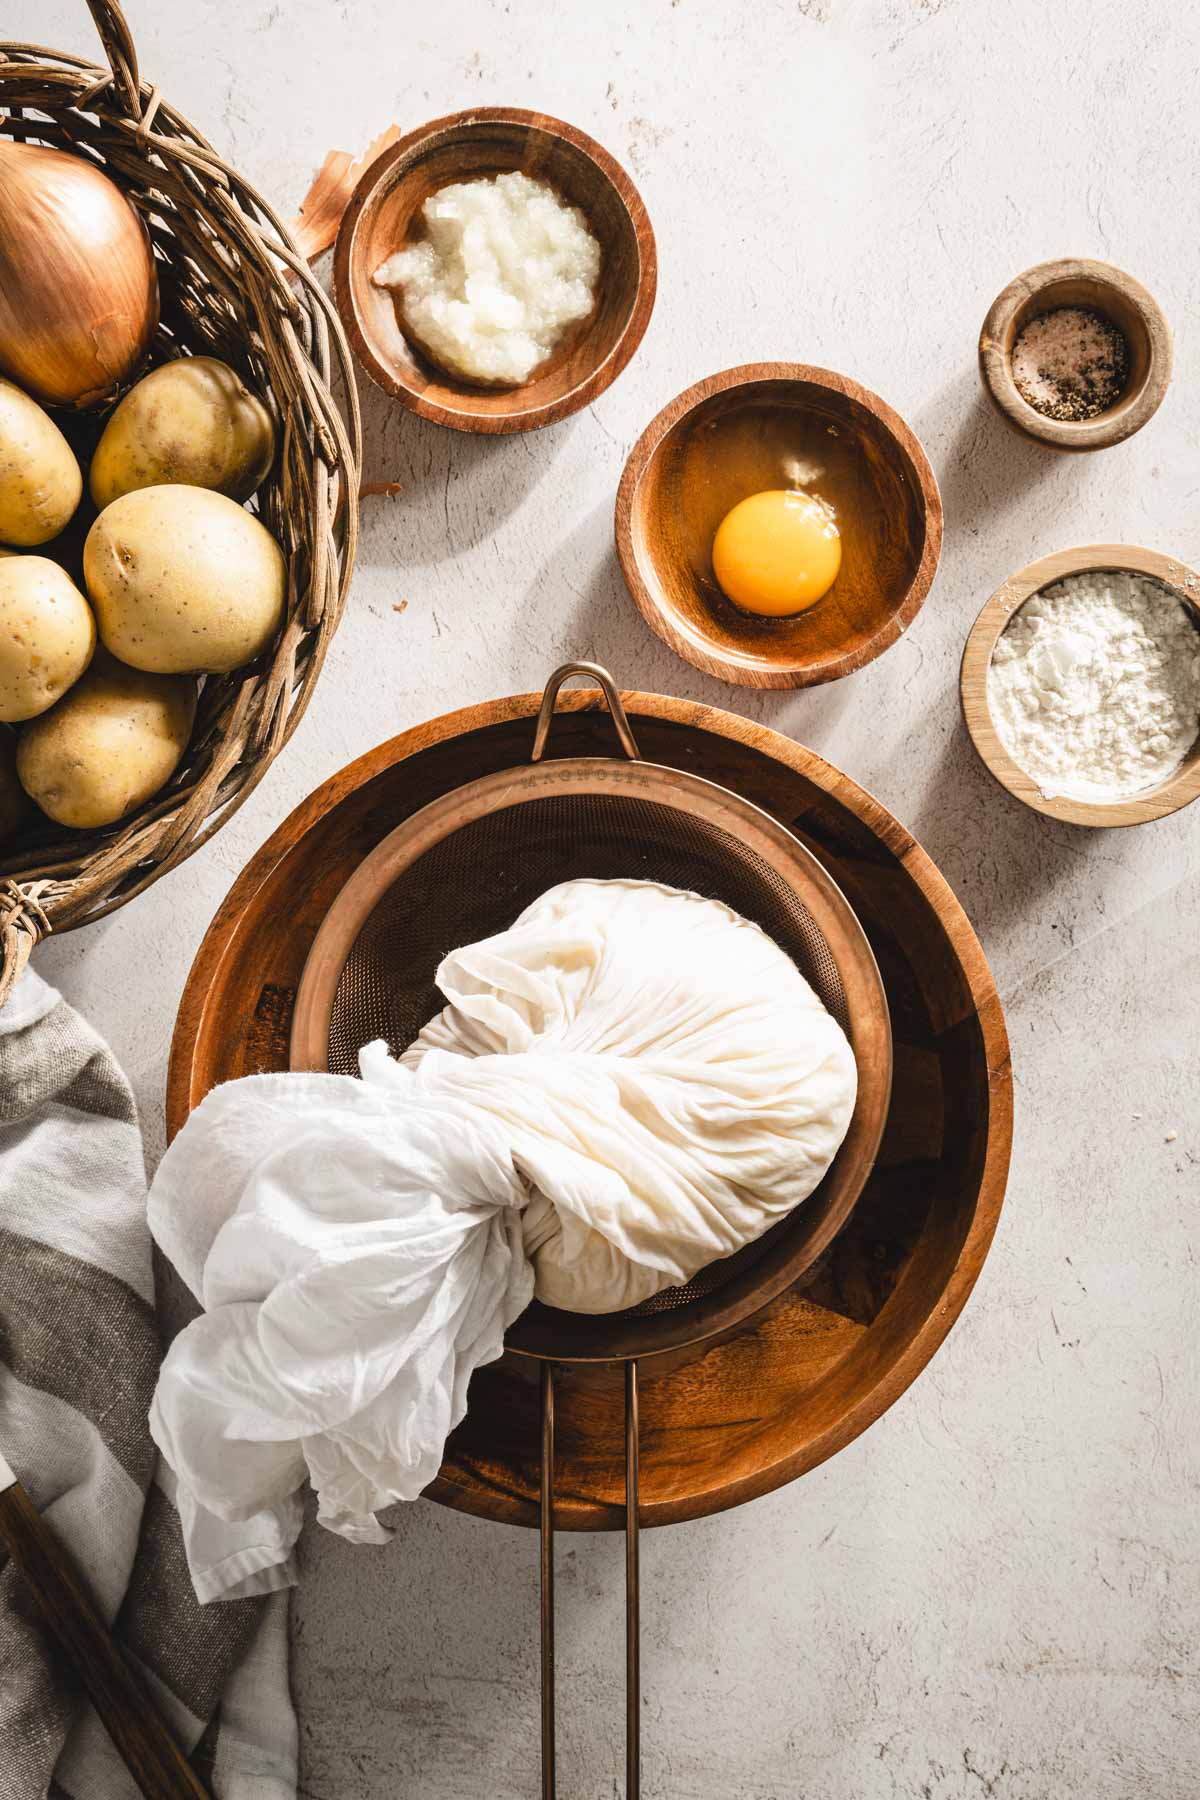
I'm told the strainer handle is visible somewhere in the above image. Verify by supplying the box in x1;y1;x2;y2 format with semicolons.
540;1359;642;1799
531;663;642;764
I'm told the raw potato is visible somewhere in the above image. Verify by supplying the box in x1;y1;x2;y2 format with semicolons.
90;357;276;508
0;556;95;722
0;378;82;546
84;484;287;675
0;730;26;842
17;656;196;828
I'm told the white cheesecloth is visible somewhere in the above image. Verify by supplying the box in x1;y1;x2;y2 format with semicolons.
148;880;857;1600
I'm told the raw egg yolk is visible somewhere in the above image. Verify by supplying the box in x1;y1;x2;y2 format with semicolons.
711;489;842;616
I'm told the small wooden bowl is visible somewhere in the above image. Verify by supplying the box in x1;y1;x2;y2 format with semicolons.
961;544;1200;828
615;364;942;689
978;258;1172;452
333;107;656;434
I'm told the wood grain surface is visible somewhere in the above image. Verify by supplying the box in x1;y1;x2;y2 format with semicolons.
978;256;1173;451
614;365;943;688
166;688;1011;1531
334;108;656;434
961;542;1200;827
0;1479;210;1799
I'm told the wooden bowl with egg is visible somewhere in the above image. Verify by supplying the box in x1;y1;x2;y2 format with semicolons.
615;364;942;689
978;258;1172;452
334;107;656;434
961;544;1200;828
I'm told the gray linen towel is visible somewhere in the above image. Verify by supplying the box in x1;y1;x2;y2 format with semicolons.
0;969;298;1800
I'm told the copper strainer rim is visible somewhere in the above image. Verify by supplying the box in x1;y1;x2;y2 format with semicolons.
289;664;892;1368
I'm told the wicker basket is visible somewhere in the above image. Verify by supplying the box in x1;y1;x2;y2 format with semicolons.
0;0;361;1002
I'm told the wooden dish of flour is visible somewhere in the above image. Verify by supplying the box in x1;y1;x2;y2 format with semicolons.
961;544;1200;828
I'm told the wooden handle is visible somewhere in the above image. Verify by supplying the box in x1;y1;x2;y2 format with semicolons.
0;1482;211;1800
0;878;50;1012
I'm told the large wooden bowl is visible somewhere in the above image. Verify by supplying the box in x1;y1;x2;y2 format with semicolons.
334;108;656;434
961;543;1200;828
615;366;942;688
167;688;1010;1529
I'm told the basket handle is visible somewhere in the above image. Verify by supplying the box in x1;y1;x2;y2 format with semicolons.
0;881;50;1012
531;663;642;765
85;0;142;119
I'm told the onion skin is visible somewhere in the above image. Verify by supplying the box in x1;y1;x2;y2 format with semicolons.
0;141;159;409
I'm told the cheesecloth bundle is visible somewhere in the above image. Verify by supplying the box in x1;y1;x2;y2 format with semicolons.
148;878;856;1601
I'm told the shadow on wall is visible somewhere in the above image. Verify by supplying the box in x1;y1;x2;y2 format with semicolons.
913;364;1054;534
905;709;1124;944
355;383;580;571
755;653;884;761
519;500;734;705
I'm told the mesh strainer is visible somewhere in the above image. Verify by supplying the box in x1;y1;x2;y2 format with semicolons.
289;665;891;1797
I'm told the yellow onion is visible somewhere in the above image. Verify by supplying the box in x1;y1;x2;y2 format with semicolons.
0;140;159;408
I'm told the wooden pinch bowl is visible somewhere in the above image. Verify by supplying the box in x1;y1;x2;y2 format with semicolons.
615;364;942;689
334;107;656;434
978;258;1172;452
961;543;1200;828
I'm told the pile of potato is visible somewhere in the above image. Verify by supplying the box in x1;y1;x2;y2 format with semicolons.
0;357;284;839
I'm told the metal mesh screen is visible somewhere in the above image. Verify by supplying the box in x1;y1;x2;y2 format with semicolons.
327;790;847;1317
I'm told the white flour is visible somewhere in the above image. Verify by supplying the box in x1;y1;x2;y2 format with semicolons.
987;571;1200;801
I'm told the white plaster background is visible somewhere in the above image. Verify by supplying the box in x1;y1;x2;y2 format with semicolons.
30;1;1200;1794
